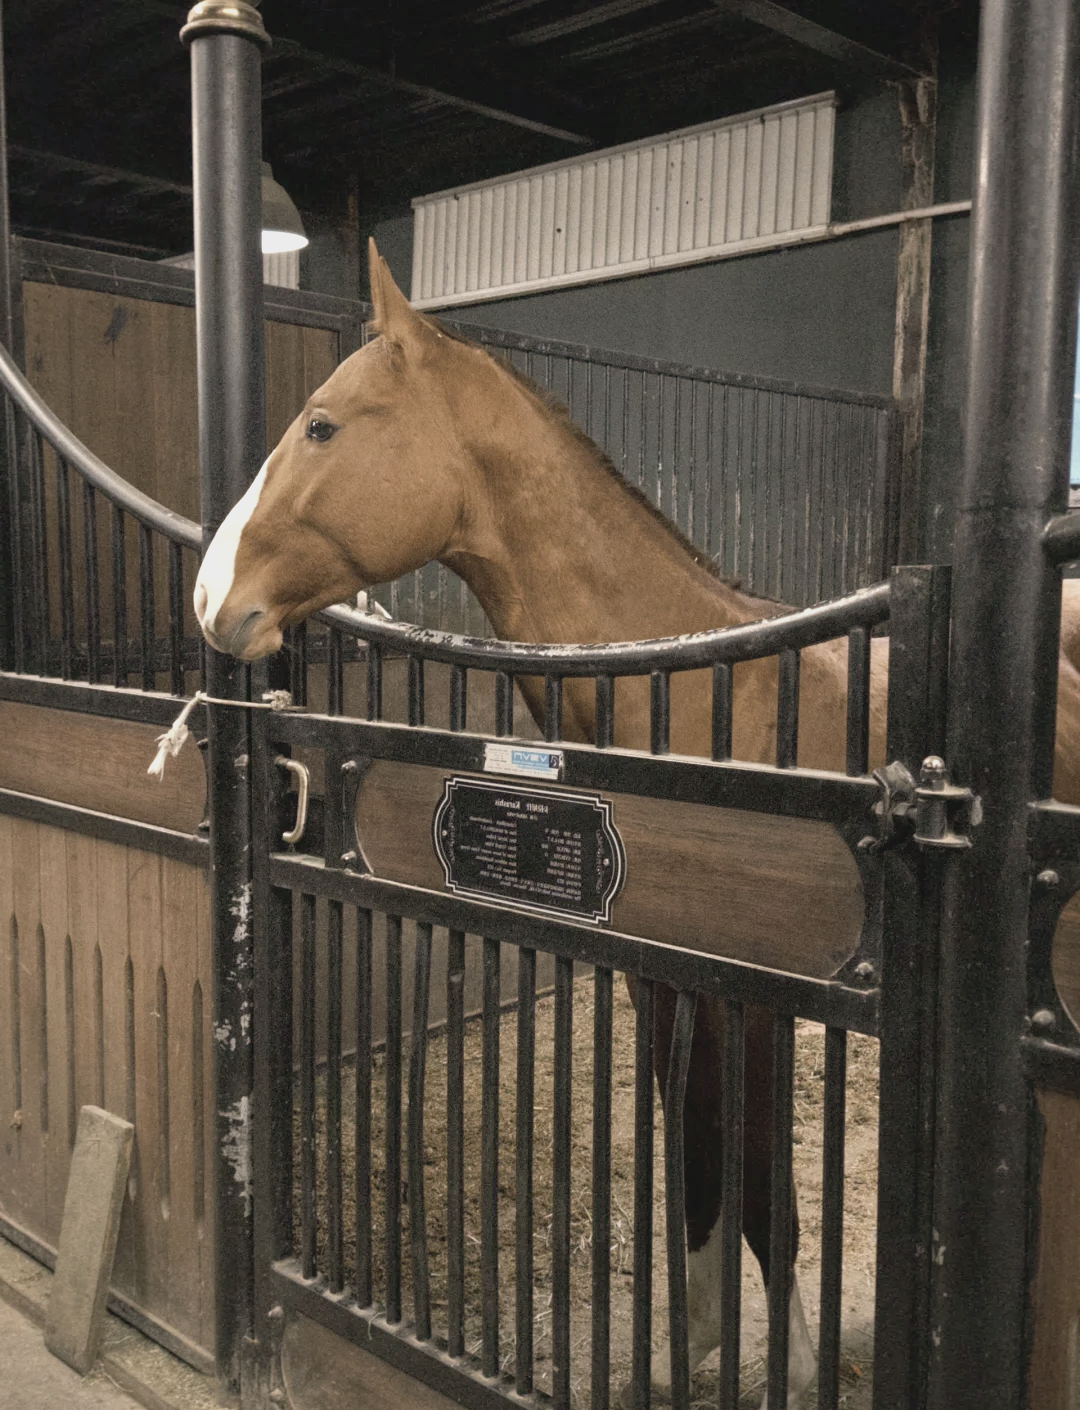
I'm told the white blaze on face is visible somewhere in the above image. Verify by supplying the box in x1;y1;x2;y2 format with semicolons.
193;461;269;636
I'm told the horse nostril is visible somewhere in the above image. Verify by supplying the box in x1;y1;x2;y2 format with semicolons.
228;608;266;656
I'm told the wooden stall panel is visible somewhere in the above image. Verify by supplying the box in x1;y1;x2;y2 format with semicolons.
1053;890;1080;1033
0;819;213;1366
354;761;864;980
0;701;205;832
1029;1088;1080;1410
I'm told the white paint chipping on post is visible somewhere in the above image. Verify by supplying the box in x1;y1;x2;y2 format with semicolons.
221;1095;253;1217
45;1106;135;1375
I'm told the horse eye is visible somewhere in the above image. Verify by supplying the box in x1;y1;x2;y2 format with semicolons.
306;417;336;443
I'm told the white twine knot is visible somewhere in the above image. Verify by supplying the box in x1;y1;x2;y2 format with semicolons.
147;688;295;781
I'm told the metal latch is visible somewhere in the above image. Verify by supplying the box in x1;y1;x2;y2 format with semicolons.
912;756;982;850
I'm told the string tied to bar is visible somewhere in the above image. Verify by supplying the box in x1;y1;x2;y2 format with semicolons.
147;688;296;781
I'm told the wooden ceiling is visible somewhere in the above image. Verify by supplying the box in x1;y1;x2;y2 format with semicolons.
3;0;976;259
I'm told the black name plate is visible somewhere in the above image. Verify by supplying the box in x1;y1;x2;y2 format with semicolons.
432;777;626;924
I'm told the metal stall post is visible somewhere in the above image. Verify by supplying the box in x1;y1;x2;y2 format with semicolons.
180;1;269;1393
0;0;18;670
928;0;1080;1406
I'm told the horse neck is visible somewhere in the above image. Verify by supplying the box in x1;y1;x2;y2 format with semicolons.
442;387;756;647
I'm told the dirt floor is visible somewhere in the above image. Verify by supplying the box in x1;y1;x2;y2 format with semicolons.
305;973;879;1409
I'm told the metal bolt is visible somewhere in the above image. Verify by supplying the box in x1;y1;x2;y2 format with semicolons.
267;1304;284;1322
854;961;876;984
919;756;947;790
1037;869;1061;888
342;759;358;774
234;752;249;770
1031;1008;1056;1033
341;850;357;867
269;1390;286;1404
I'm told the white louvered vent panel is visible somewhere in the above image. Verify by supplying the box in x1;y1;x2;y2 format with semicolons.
411;93;835;309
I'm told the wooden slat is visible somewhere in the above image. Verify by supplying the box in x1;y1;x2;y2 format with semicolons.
0;701;205;832
8;821;46;1237
1029;1088;1080;1410
355;761;863;979
37;823;70;1241
1052;893;1080;1031
127;850;168;1311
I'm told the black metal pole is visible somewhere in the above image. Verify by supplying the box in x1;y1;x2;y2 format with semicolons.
0;0;16;670
929;1;1080;1406
181;1;269;1395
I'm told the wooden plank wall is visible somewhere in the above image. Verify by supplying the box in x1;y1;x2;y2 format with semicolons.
0;815;215;1363
0;280;341;1363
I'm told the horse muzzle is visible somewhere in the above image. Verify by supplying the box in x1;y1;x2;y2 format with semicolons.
195;589;279;659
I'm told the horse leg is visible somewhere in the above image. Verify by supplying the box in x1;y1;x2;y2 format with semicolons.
643;993;816;1407
740;1005;816;1409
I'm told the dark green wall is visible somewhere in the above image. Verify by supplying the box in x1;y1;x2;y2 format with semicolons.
361;64;978;565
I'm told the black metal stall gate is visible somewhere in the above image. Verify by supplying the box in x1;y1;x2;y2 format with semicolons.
4;1;1080;1408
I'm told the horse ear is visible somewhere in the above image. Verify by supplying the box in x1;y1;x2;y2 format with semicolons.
367;237;425;344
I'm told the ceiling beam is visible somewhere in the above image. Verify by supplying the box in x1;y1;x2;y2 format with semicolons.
8;146;191;197
714;0;925;79
142;1;597;148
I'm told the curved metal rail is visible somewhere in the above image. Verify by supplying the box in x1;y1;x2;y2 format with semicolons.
318;580;891;674
0;339;201;550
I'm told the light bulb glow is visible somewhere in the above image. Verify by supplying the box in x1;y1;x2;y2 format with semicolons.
261;229;309;253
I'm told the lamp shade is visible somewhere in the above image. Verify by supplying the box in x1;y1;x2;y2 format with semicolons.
261;162;308;253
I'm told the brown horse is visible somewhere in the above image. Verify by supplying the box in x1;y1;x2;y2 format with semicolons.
194;242;1080;1405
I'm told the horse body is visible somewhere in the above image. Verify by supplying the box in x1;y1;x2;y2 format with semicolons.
194;242;1080;1407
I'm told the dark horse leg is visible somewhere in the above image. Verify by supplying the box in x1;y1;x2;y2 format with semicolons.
641;986;816;1405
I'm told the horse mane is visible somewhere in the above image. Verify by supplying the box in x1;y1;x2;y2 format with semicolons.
429;317;786;611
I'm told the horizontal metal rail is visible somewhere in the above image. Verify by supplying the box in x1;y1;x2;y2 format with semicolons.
318;579;891;674
0;339;201;550
1042;509;1080;564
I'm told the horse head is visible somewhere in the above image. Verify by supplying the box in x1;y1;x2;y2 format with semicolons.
194;241;470;658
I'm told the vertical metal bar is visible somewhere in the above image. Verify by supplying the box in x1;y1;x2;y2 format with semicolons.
408;922;433;1341
298;893;317;1280
446;928;466;1359
138;522;155;691
718;999;744;1410
31;429;49;667
817;1027;847;1410
0;2;16;670
480;935;500;1377
55;457;74;678
291;619;308;708
544;673;563;742
845;626;870;776
407;654;425;726
366;640;383;720
83;482;100;683
592;966;614;1410
325;899;344;1294
630;976;654;1410
495;669;514;736
354;908;373;1307
595;673;614;748
874;565;950;1410
168;541;184;696
385;915;403;1324
552;954;574;1409
776;647;800;769
184;15;268;1380
450;663;467;731
650;670;670;755
930;8;1080;1402
327;625;343;716
765;1014;795;1410
515;947;536;1395
712;662;733;761
111;505;128;686
663;991;698;1410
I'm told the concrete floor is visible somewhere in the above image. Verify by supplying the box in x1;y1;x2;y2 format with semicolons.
0;1236;229;1410
0;1295;146;1410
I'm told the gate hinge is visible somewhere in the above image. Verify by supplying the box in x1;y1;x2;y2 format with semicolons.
912;755;982;850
